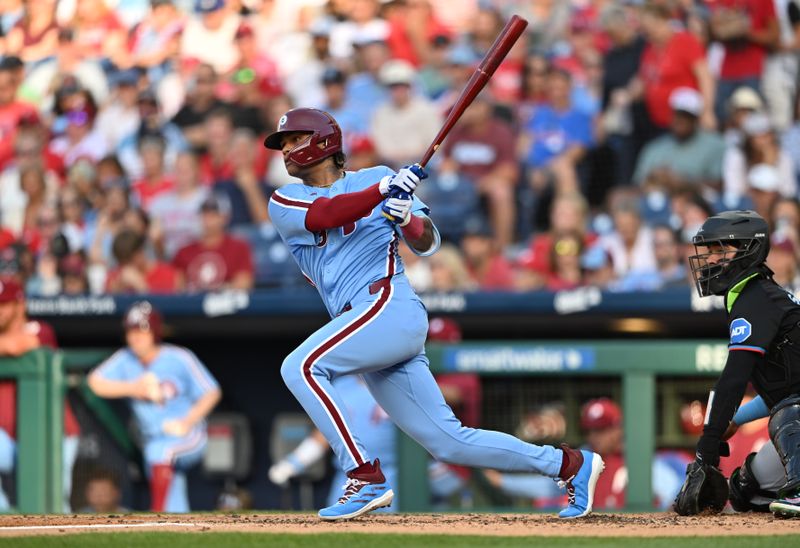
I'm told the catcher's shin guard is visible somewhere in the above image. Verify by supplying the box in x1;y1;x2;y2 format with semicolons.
729;452;773;512
769;396;800;497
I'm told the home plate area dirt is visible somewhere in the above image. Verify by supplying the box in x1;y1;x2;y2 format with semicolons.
0;512;797;537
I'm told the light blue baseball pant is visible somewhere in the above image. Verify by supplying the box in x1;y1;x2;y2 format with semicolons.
281;276;563;479
144;428;207;513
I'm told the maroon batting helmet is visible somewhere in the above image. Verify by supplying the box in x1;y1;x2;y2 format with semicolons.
123;301;163;342
263;108;342;168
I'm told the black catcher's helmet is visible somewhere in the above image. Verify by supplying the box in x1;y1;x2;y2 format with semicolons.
689;210;770;297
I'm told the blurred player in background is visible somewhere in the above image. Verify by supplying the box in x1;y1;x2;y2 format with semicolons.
484;398;688;511
269;373;399;512
268;317;479;511
266;107;604;521
79;467;129;514
88;301;221;512
0;276;79;512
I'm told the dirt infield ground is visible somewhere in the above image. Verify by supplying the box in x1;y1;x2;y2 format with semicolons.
0;512;796;538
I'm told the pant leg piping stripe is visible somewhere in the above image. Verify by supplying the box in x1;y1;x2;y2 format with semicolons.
301;284;393;467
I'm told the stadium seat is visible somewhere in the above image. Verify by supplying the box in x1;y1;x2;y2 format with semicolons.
229;224;306;288
415;171;480;243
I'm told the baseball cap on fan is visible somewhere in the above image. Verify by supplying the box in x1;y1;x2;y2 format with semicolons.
195;0;224;13
580;398;622;431
0;277;24;303
321;66;346;86
729;87;764;112
201;194;232;216
669;87;703;117
379;60;415;87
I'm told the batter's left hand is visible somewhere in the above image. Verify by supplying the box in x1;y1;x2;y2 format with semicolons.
382;192;413;225
379;164;428;196
162;418;191;437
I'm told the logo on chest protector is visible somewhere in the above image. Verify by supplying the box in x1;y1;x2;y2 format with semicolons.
730;318;752;344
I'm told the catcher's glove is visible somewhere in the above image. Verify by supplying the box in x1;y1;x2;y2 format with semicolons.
674;461;729;516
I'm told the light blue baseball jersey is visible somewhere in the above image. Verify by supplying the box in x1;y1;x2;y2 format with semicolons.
268;166;438;317
94;344;219;438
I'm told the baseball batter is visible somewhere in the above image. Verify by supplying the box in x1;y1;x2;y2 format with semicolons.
88;302;221;512
265;107;604;521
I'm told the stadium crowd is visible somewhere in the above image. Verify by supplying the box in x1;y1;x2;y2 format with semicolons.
0;0;799;295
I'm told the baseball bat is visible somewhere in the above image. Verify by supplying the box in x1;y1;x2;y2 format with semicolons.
419;14;528;168
383;14;528;222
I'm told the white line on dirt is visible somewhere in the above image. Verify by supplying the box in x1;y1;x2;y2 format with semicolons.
0;522;196;531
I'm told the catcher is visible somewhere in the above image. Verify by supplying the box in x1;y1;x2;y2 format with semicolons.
675;210;800;518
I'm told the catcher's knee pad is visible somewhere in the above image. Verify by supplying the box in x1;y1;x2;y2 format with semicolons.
729;452;772;512
769;396;800;494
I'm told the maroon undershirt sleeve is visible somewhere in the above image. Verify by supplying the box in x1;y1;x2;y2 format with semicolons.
305;183;384;232
401;214;424;241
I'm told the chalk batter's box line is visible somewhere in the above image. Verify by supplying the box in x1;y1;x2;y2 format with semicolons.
0;522;197;531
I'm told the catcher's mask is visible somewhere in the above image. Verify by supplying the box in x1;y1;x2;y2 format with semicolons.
688;210;769;297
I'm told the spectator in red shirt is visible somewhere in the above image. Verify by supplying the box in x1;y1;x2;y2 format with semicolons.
68;0;127;66
440;91;519;249
459;216;515;291
628;3;715;132
0;276;80;511
545;231;587;291
0;229;14;251
707;0;779;123
106;229;182;294
3;0;59;64
517;192;595;291
0;63;38;171
384;0;451;67
131;135;176;211
173;195;254;292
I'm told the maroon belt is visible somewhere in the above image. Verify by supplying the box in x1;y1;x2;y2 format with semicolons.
337;277;391;316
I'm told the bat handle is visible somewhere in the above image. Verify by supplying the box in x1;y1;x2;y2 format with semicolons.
418;146;437;169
